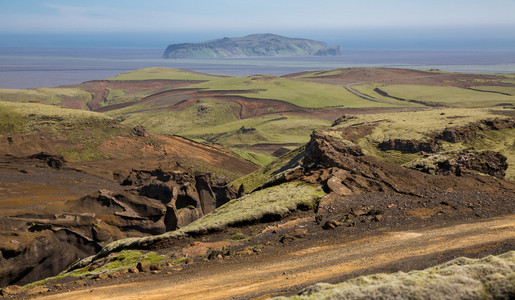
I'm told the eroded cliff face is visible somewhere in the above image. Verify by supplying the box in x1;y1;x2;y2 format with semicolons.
0;162;239;287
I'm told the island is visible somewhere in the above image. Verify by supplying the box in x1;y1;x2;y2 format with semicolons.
162;33;340;59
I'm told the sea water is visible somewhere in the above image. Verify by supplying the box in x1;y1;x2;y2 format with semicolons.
0;47;514;89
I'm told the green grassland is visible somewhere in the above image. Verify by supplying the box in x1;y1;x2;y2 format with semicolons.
0;100;112;133
0;87;92;108
103;88;152;107
110;98;330;166
331;108;503;141
189;75;397;108
378;84;515;107
109;67;227;81
230;148;277;166
470;85;515;95
290;68;363;78
180;115;330;146
105;68;515;167
105;68;408;165
351;83;425;106
0;100;131;161
111;98;241;135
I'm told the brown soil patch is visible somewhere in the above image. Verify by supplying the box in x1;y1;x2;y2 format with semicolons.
289;67;512;89
181;241;231;257
63;80;205;110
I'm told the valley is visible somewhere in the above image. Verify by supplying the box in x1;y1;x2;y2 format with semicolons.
0;67;514;299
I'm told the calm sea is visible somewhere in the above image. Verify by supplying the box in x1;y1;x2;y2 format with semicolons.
0;47;514;89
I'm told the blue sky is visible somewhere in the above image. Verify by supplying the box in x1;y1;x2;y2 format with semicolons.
1;0;515;49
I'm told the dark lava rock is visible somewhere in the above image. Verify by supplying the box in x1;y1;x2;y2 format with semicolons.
122;169;238;231
407;150;508;179
29;152;65;169
322;220;341;230
137;261;150;272
280;234;296;244
207;250;223;260
132;125;149;137
238;126;256;134
378;139;436;153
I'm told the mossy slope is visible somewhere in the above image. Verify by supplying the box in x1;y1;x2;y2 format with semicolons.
273;251;515;300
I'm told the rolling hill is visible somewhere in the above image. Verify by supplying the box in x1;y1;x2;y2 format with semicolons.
1;67;515;298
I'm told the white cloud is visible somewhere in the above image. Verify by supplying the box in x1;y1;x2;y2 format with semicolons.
1;0;515;34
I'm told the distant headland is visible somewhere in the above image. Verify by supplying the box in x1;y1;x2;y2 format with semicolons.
162;33;341;59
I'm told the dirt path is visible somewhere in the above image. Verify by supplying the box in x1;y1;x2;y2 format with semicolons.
38;214;515;300
345;82;395;104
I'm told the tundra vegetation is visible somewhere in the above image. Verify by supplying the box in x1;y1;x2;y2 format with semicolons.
272;251;515;300
0;67;514;297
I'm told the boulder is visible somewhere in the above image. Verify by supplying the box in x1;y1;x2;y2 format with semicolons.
29;152;66;169
137;261;150;272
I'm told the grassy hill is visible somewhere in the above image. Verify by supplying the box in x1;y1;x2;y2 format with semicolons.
0;87;93;109
0;100;256;179
2;67;514;167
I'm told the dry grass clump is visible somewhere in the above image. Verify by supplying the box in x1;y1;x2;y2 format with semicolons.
273;251;515;300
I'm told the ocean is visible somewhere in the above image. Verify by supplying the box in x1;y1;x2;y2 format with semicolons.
1;47;514;89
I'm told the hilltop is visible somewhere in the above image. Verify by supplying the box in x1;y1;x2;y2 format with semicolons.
162;34;341;58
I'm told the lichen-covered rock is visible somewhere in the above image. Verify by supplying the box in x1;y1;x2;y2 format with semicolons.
405;150;508;179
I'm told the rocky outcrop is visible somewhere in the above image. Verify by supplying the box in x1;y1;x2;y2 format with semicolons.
29;152;66;169
379;118;515;153
405;150;508;179
378;139;436;153
270;128;514;199
163;34;341;59
0;166;238;288
122;169;237;230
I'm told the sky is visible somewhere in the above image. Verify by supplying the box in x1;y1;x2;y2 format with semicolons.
1;0;515;50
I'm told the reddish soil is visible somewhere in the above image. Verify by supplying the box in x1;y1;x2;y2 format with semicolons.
287;67;512;89
63;80;206;110
0;129;257;221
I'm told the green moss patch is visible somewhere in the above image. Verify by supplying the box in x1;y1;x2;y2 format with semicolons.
180;182;325;233
272;251;515;300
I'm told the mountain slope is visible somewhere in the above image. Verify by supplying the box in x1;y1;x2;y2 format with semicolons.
162;34;340;58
